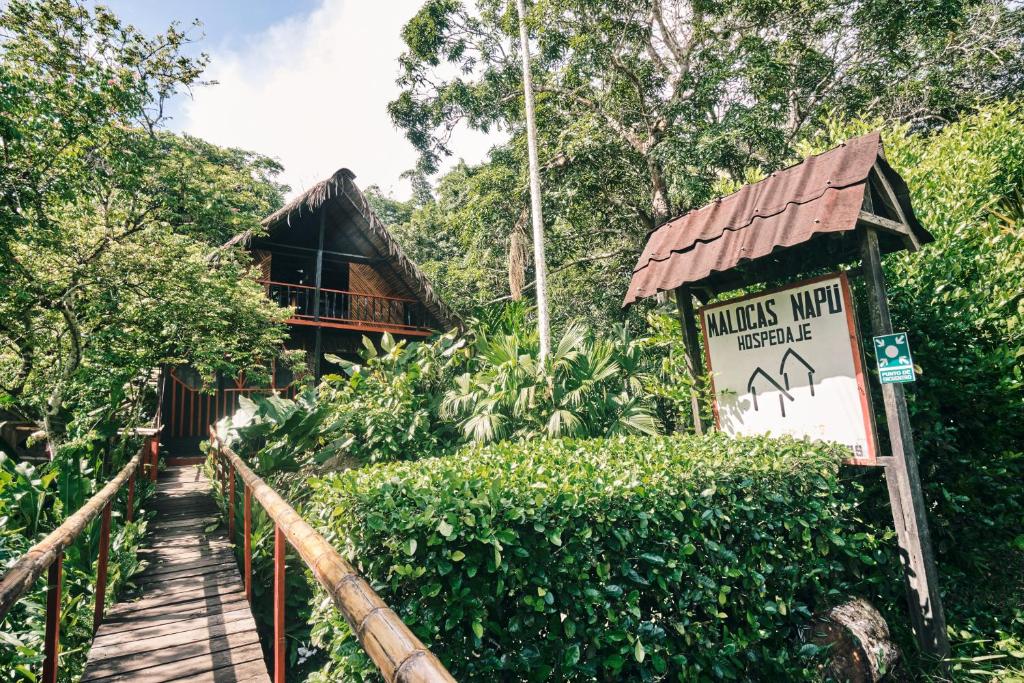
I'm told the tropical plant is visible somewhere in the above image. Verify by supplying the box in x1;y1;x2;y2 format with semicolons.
443;319;660;442
218;390;345;475
320;331;467;464
0;441;152;682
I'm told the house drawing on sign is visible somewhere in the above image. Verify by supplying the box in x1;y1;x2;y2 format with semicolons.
747;367;794;417
161;168;457;456
779;348;816;396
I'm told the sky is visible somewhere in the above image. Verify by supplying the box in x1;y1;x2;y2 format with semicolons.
101;0;501;199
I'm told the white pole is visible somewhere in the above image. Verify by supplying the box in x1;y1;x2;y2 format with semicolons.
515;0;552;361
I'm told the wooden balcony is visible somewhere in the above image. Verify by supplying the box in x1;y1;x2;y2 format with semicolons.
260;280;433;336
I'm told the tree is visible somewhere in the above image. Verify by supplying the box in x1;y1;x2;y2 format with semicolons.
386;0;1023;323
514;0;553;359
0;0;291;449
394;1;1007;225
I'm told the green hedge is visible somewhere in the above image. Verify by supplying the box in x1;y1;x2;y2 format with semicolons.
305;434;890;681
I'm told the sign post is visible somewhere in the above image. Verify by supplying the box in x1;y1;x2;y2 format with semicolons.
698;272;876;463
626;132;948;659
860;227;949;657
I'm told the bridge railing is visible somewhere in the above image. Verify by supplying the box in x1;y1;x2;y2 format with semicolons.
208;427;456;683
0;429;160;683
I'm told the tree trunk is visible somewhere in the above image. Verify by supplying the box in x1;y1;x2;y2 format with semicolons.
810;598;900;682
515;0;552;361
649;157;672;226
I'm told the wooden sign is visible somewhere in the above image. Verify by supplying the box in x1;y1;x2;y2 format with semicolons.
699;273;876;463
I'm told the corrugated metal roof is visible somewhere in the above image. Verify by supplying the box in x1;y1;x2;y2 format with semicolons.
624;132;930;305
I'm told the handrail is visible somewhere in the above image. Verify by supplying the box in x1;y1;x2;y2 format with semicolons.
208;428;456;683
258;279;418;304
0;431;158;683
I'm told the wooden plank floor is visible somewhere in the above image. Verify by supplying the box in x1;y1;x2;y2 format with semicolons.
82;466;270;683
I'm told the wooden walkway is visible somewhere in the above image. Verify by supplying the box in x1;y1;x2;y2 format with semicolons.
81;466;270;682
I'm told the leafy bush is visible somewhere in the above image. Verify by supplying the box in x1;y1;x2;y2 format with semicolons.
305;434;889;681
0;443;152;682
221;389;345;474
322;331;465;464
442;321;660;442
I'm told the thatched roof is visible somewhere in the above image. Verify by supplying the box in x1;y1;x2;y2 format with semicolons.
227;168;458;330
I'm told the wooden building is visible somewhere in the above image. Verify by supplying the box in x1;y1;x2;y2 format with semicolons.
162;168;456;455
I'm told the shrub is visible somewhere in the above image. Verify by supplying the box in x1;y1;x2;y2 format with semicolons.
442;322;660;443
305;434;889;681
321;331;465;464
0;443;152;682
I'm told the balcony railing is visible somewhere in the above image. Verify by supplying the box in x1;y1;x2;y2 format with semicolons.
259;280;431;334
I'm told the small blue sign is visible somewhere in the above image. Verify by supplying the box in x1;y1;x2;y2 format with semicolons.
873;333;916;384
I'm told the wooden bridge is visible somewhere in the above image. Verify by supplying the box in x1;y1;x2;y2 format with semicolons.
0;432;455;683
81;466;268;682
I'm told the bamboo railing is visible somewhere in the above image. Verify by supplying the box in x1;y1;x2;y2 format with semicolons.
0;429;160;683
208;428;456;683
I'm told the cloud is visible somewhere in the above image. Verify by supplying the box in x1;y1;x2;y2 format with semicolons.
179;0;501;199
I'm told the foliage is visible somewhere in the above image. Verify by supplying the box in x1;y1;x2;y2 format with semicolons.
305;433;890;681
0;443;153;682
0;0;292;448
321;331;466;464
220;390;345;475
442;317;660;442
800;101;1024;678
380;1;1024;327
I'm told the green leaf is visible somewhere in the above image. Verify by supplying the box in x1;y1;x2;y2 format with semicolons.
640;553;665;565
634;639;646;663
404;539;418;556
450;550;466;561
563;644;581;667
471;620;484;639
438;520;454;537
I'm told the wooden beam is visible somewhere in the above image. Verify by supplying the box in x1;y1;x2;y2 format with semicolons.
858;210;913;241
674;286;706;435
859;226;949;658
250;240;383;265
869;163;921;252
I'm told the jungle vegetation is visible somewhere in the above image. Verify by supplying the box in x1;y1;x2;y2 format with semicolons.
2;0;1023;680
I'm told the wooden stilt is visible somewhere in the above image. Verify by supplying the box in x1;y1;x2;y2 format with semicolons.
274;524;286;682
244;485;252;603
92;502;112;633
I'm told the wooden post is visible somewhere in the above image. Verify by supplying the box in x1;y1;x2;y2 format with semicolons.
274;524;286;683
244;485;252;603
312;208;326;380
860;226;949;657
228;465;236;540
148;435;158;482
42;554;63;683
674;286;706;435
92;501;112;633
126;470;135;523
